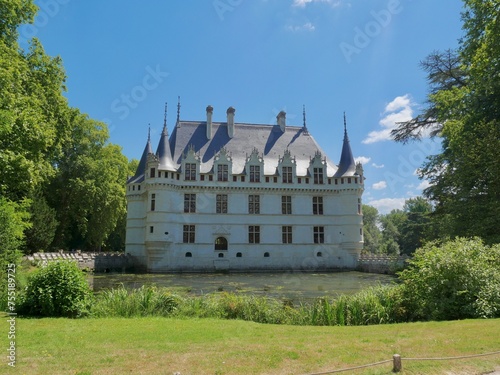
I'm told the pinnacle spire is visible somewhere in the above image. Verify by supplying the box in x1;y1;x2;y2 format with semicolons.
302;104;309;134
335;112;356;177
163;102;168;135
176;96;181;125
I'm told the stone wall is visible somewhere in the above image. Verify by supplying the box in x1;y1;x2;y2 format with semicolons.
26;252;137;273
357;254;409;274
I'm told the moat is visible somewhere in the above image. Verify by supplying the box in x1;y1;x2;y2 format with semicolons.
90;271;395;303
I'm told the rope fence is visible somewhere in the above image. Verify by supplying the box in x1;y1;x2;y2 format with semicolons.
302;350;500;374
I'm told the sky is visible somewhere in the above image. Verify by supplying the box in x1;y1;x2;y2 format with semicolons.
20;0;464;214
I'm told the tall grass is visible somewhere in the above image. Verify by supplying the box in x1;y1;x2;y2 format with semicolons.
90;284;405;326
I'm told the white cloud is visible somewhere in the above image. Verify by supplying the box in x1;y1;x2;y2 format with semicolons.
372;163;384;169
363;94;415;144
354;156;371;165
417;180;431;190
286;22;315;32
292;0;342;8
372;181;387;190
367;198;406;214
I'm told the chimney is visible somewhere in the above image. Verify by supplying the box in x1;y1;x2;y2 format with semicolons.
227;106;235;138
206;105;213;140
277;111;286;132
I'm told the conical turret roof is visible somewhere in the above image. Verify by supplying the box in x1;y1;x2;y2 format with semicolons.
128;130;153;183
334;114;356;177
156;124;176;171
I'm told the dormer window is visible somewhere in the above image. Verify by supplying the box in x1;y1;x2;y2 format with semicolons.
282;166;293;183
150;167;156;178
313;167;324;184
250;165;260;182
185;163;197;181
217;164;228;181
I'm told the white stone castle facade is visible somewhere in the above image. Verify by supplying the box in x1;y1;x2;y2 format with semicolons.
125;104;364;272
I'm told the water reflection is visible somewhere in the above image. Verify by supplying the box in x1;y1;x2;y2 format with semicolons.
90;272;395;303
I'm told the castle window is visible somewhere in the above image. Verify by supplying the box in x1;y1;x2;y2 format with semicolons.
183;225;195;243
200;175;205;181
236;252;242;258
282;196;292;215
184;194;196;213
138;185;141;191
149;226;154;234
233;176;237;182
185;163;196;181
248;195;260;214
355;178;358;184
185;252;192;258
298;178;302;184
150;167;156;178
313;167;324;184
358;198;362;214
313;196;323;215
264;252;270;257
250;165;260;182
218;253;224;258
305;177;309;184
314;226;324;244
150;193;156;211
215;237;228;251
273;177;278;183
216;194;228;214
317;252;323;257
249;225;260;244
282;226;292;244
348;177;352;183
132;185;135;191
241;176;245;182
209;175;213;181
265;177;270;183
335;179;338;185
282;166;293;183
217;164;228;181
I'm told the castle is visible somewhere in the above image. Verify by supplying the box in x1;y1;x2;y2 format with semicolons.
125;103;364;272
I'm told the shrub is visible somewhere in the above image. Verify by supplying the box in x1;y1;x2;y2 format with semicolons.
20;261;92;317
398;237;500;321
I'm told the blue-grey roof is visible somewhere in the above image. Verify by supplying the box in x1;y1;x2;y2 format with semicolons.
127;137;152;183
156;125;176;171
334;128;356;177
169;121;339;176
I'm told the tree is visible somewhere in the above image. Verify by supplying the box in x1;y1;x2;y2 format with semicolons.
399;197;433;255
24;189;58;253
362;204;381;254
379;210;405;255
391;0;500;244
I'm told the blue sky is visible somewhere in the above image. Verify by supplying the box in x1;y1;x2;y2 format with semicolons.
21;0;464;213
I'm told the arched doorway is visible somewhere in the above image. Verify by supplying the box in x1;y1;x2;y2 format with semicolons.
215;237;228;251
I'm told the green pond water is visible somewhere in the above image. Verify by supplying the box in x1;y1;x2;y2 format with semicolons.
90;272;395;303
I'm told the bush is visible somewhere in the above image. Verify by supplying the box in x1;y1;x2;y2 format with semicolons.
398;237;500;321
20;261;92;317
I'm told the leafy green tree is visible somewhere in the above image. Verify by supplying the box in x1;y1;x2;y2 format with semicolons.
391;0;500;244
399;197;433;255
379;210;405;255
362;204;381;254
24;190;58;253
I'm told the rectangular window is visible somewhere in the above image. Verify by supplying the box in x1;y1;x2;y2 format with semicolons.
184;194;196;213
185;163;197;181
281;196;292;215
249;225;260;244
217;164;228;181
150;167;156;178
149;226;154;234
150;193;156;211
314;226;324;244
249;165;260;182
282;226;292;244
183;225;195;243
358;198;362;214
313;168;324;184
216;194;228;214
248;195;260;214
282;166;293;183
241;176;245;182
313;196;323;215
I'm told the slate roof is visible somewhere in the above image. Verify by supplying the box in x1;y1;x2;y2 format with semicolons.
169;121;339;176
128;119;358;182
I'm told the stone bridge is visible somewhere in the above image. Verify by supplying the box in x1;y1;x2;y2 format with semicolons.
357;254;410;274
25;252;137;273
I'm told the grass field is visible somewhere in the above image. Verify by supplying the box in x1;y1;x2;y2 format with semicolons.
5;317;500;375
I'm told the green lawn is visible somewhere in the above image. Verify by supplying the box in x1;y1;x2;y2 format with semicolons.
6;317;500;375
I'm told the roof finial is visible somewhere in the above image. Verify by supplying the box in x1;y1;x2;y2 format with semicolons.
148;124;151;141
343;111;347;134
302;104;309;134
163;102;167;127
176;96;181;124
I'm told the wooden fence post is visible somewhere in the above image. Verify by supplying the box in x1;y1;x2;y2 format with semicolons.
393;354;402;372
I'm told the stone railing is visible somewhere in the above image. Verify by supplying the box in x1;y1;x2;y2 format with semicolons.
25;252;137;273
357;254;410;274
